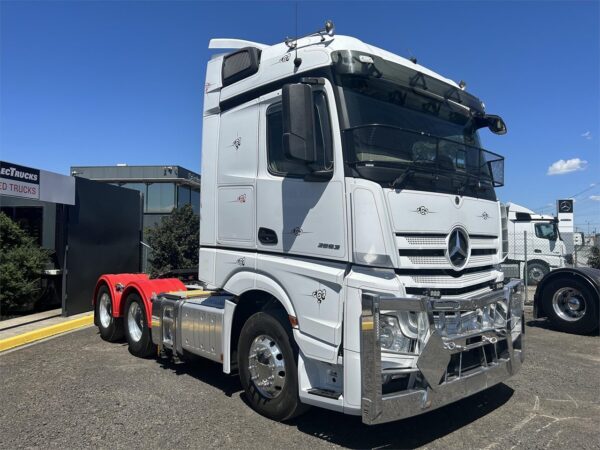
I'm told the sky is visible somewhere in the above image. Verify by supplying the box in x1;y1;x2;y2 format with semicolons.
1;1;599;230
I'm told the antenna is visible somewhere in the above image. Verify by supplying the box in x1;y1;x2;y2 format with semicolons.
294;2;301;68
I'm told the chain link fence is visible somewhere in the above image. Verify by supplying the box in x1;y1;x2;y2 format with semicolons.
501;231;599;303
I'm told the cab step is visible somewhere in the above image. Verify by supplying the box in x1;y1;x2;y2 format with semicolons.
307;388;342;399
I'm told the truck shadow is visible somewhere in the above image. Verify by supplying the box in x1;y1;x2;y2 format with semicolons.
157;356;243;397
526;319;600;336
157;354;514;448
287;383;514;449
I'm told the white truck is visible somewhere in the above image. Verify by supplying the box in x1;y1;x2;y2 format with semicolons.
504;202;568;284
94;22;524;425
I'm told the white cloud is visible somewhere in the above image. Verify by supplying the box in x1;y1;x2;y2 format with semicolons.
547;158;588;175
590;195;600;201
581;131;592;140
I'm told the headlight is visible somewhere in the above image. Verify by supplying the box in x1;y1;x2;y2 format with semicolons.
380;315;412;353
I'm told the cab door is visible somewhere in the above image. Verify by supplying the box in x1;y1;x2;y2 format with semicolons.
255;81;347;261
255;80;348;344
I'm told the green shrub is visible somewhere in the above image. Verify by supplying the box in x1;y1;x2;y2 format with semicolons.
146;205;199;277
0;212;50;313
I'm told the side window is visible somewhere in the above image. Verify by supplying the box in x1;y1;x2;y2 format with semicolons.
267;90;333;177
535;223;557;240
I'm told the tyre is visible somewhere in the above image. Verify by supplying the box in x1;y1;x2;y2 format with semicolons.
95;285;124;342
526;261;549;286
123;293;156;358
542;277;598;334
238;310;308;421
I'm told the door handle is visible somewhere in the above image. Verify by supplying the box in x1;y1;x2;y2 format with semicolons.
534;249;542;253
258;227;278;245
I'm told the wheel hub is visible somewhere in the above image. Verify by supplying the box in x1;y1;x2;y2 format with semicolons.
567;297;582;311
529;267;544;282
552;287;586;322
248;334;286;399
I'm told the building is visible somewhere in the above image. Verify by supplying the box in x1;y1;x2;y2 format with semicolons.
1;160;142;316
70;165;200;232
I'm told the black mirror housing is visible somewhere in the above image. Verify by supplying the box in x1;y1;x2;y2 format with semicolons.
485;114;507;135
282;83;317;163
474;114;507;135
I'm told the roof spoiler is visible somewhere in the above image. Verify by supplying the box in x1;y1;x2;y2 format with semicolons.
209;38;267;50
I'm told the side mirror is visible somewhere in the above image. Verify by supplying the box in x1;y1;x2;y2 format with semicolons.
282;83;317;163
485;114;507;135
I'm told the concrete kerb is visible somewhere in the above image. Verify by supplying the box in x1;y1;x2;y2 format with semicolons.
0;313;94;353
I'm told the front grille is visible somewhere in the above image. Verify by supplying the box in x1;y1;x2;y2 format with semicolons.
396;232;499;270
409;268;496;286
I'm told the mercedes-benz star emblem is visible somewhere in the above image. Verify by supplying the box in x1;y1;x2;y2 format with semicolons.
559;201;572;212
447;228;469;269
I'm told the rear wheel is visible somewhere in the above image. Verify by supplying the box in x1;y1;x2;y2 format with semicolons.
542;277;598;334
238;310;308;421
124;293;156;357
95;286;124;342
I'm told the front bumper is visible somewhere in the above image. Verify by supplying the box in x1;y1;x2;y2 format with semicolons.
360;279;524;425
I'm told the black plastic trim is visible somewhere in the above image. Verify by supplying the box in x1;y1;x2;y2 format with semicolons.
471;249;497;256
395;265;495;277
400;249;445;257
406;281;493;296
219;68;334;113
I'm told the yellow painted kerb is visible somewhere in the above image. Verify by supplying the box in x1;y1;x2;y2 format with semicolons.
0;314;94;353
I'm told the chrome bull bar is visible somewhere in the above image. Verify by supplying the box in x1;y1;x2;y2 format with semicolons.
360;279;524;425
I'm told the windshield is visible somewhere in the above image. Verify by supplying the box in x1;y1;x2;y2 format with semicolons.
335;67;504;201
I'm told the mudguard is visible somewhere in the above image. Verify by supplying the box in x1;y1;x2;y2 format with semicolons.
533;267;600;318
93;274;186;326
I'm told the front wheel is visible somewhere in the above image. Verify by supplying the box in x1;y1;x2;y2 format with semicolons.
124;293;156;357
238;310;308;421
542;278;598;334
526;262;549;285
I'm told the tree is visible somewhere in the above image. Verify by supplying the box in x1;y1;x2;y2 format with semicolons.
588;245;600;270
146;205;199;277
0;212;50;313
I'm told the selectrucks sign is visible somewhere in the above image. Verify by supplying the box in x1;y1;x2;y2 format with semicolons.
0;161;40;199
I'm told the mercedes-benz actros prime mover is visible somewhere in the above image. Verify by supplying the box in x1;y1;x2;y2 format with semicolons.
93;22;524;425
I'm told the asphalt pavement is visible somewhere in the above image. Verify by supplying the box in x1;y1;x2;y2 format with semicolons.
1;313;599;449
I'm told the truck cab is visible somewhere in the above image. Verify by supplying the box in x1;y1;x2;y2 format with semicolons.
505;202;567;284
95;24;524;425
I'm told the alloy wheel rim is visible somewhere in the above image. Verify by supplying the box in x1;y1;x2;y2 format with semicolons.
99;293;112;328
552;287;586;322
248;334;286;398
127;301;144;342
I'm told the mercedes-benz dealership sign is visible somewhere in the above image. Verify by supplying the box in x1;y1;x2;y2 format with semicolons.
0;161;40;199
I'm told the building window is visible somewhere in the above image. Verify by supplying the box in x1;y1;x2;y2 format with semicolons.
146;183;175;213
121;183;146;207
191;189;200;215
177;185;191;209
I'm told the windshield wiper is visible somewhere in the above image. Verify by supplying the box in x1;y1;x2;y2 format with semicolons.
390;170;414;189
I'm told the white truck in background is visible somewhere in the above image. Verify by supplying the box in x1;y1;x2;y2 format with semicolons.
94;22;524;425
504;202;568;284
